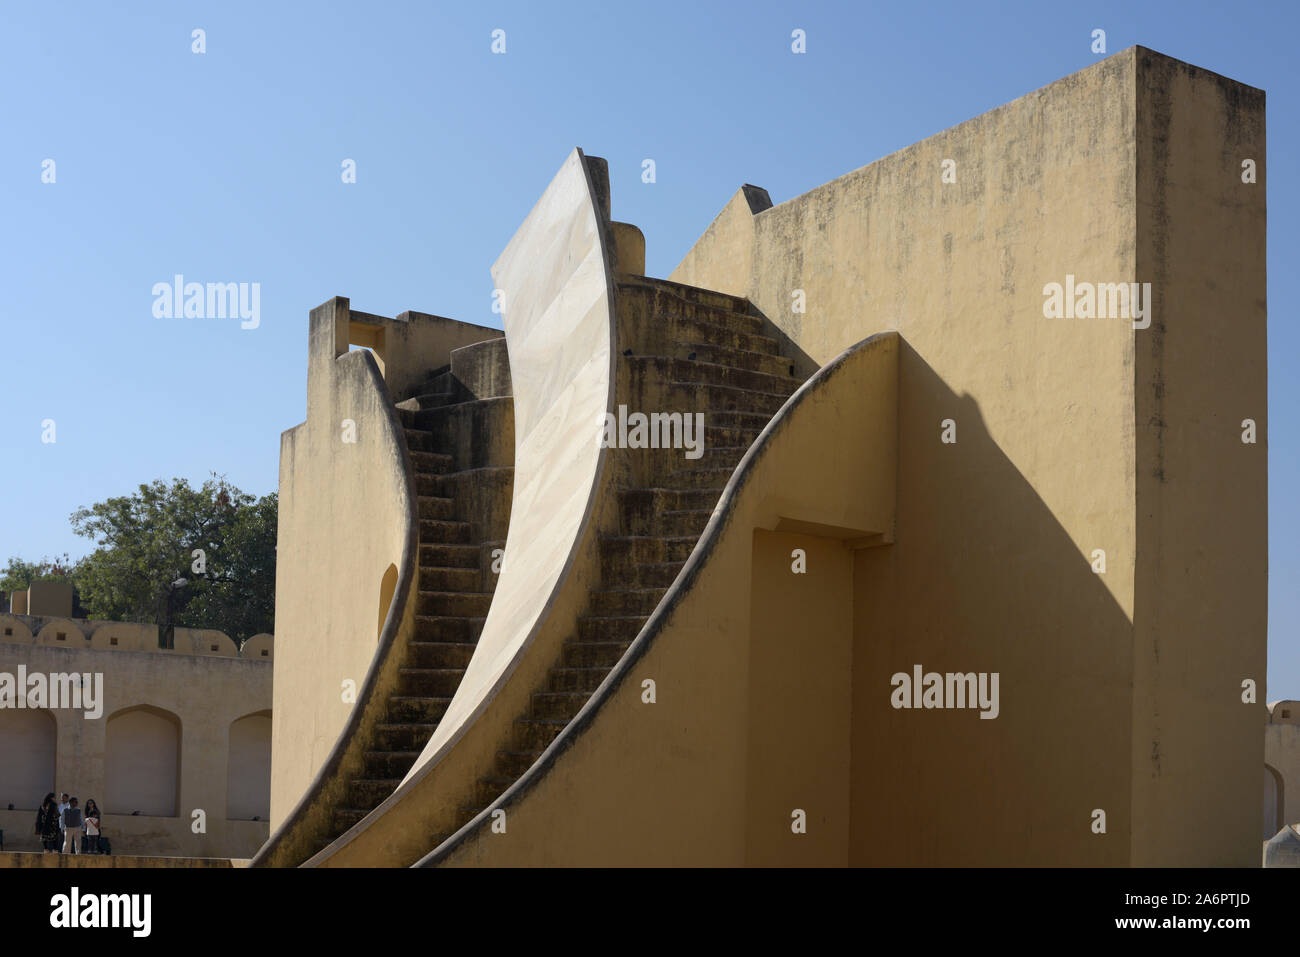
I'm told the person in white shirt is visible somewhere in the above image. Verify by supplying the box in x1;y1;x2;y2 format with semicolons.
83;799;102;853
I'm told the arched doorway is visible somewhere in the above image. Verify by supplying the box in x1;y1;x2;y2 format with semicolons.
105;705;181;816
1265;764;1285;840
0;709;56;809
227;711;272;820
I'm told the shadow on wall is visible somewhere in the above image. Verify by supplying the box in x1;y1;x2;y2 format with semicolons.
849;342;1138;865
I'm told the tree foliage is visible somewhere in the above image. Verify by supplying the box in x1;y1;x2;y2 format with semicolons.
0;554;75;594
67;475;276;644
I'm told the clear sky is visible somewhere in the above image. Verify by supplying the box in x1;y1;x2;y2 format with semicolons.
2;1;1295;695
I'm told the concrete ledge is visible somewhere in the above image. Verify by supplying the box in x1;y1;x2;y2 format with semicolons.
0;852;238;868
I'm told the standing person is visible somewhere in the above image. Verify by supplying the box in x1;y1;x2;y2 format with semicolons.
83;799;101;853
61;797;83;855
56;792;69;853
35;793;61;854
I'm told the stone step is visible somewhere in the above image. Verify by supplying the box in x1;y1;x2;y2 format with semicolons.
422;467;515;544
414;615;485;643
651;314;782;357
410;449;455;474
662;380;788;417
619;487;719;514
661;466;735;491
331;808;368;833
547;667;610;694
589;587;667;616
403;428;438;452
419;519;472;544
417;591;492;617
577;615;646;643
600;535;697;571
631;276;752;313
373;722;437;752
397;392;458;412
530;691;590;720
705;409;777;432
670;340;797;379
405;396;514;470
416;465;515;500
417;496;457;521
674;446;749;473
362;750;420;779
560;640;629;669
645;508;713;538
386;695;451;724
473;777;516;809
494;749;545;778
633;560;686;588
418;543;480;568
406;641;476;669
345;778;399;809
624;355;799;398
703;424;765;449
398;667;468;698
417;565;480;592
512;717;570;752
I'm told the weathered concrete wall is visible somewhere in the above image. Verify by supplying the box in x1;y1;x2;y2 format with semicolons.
1130;49;1267;866
269;297;418;829
0;641;270;859
661;48;1265;866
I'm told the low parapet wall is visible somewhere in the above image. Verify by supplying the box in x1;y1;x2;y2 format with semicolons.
0;613;271;659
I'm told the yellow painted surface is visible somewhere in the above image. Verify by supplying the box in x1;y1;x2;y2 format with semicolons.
437;334;897;865
269;297;418;829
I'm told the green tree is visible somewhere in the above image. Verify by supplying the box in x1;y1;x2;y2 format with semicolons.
0;554;75;610
70;475;276;647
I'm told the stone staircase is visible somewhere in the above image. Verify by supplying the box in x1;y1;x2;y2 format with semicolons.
430;275;806;846
317;337;514;851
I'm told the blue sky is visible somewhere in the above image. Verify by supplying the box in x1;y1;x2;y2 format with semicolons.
1;1;1295;695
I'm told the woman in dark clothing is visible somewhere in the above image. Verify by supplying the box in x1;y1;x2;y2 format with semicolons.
35;793;61;853
83;799;101;853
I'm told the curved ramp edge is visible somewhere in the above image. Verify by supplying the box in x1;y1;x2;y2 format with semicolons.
306;148;620;866
419;331;899;866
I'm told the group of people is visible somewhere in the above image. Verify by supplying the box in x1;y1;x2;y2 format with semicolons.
35;792;107;855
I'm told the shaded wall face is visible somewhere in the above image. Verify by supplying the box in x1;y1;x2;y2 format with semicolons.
1130;50;1267;866
854;348;1131;864
746;531;852;866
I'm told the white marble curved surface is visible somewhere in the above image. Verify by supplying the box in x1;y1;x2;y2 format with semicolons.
403;148;614;778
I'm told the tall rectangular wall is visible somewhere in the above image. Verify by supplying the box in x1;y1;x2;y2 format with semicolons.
672;47;1266;865
1131;50;1267;865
